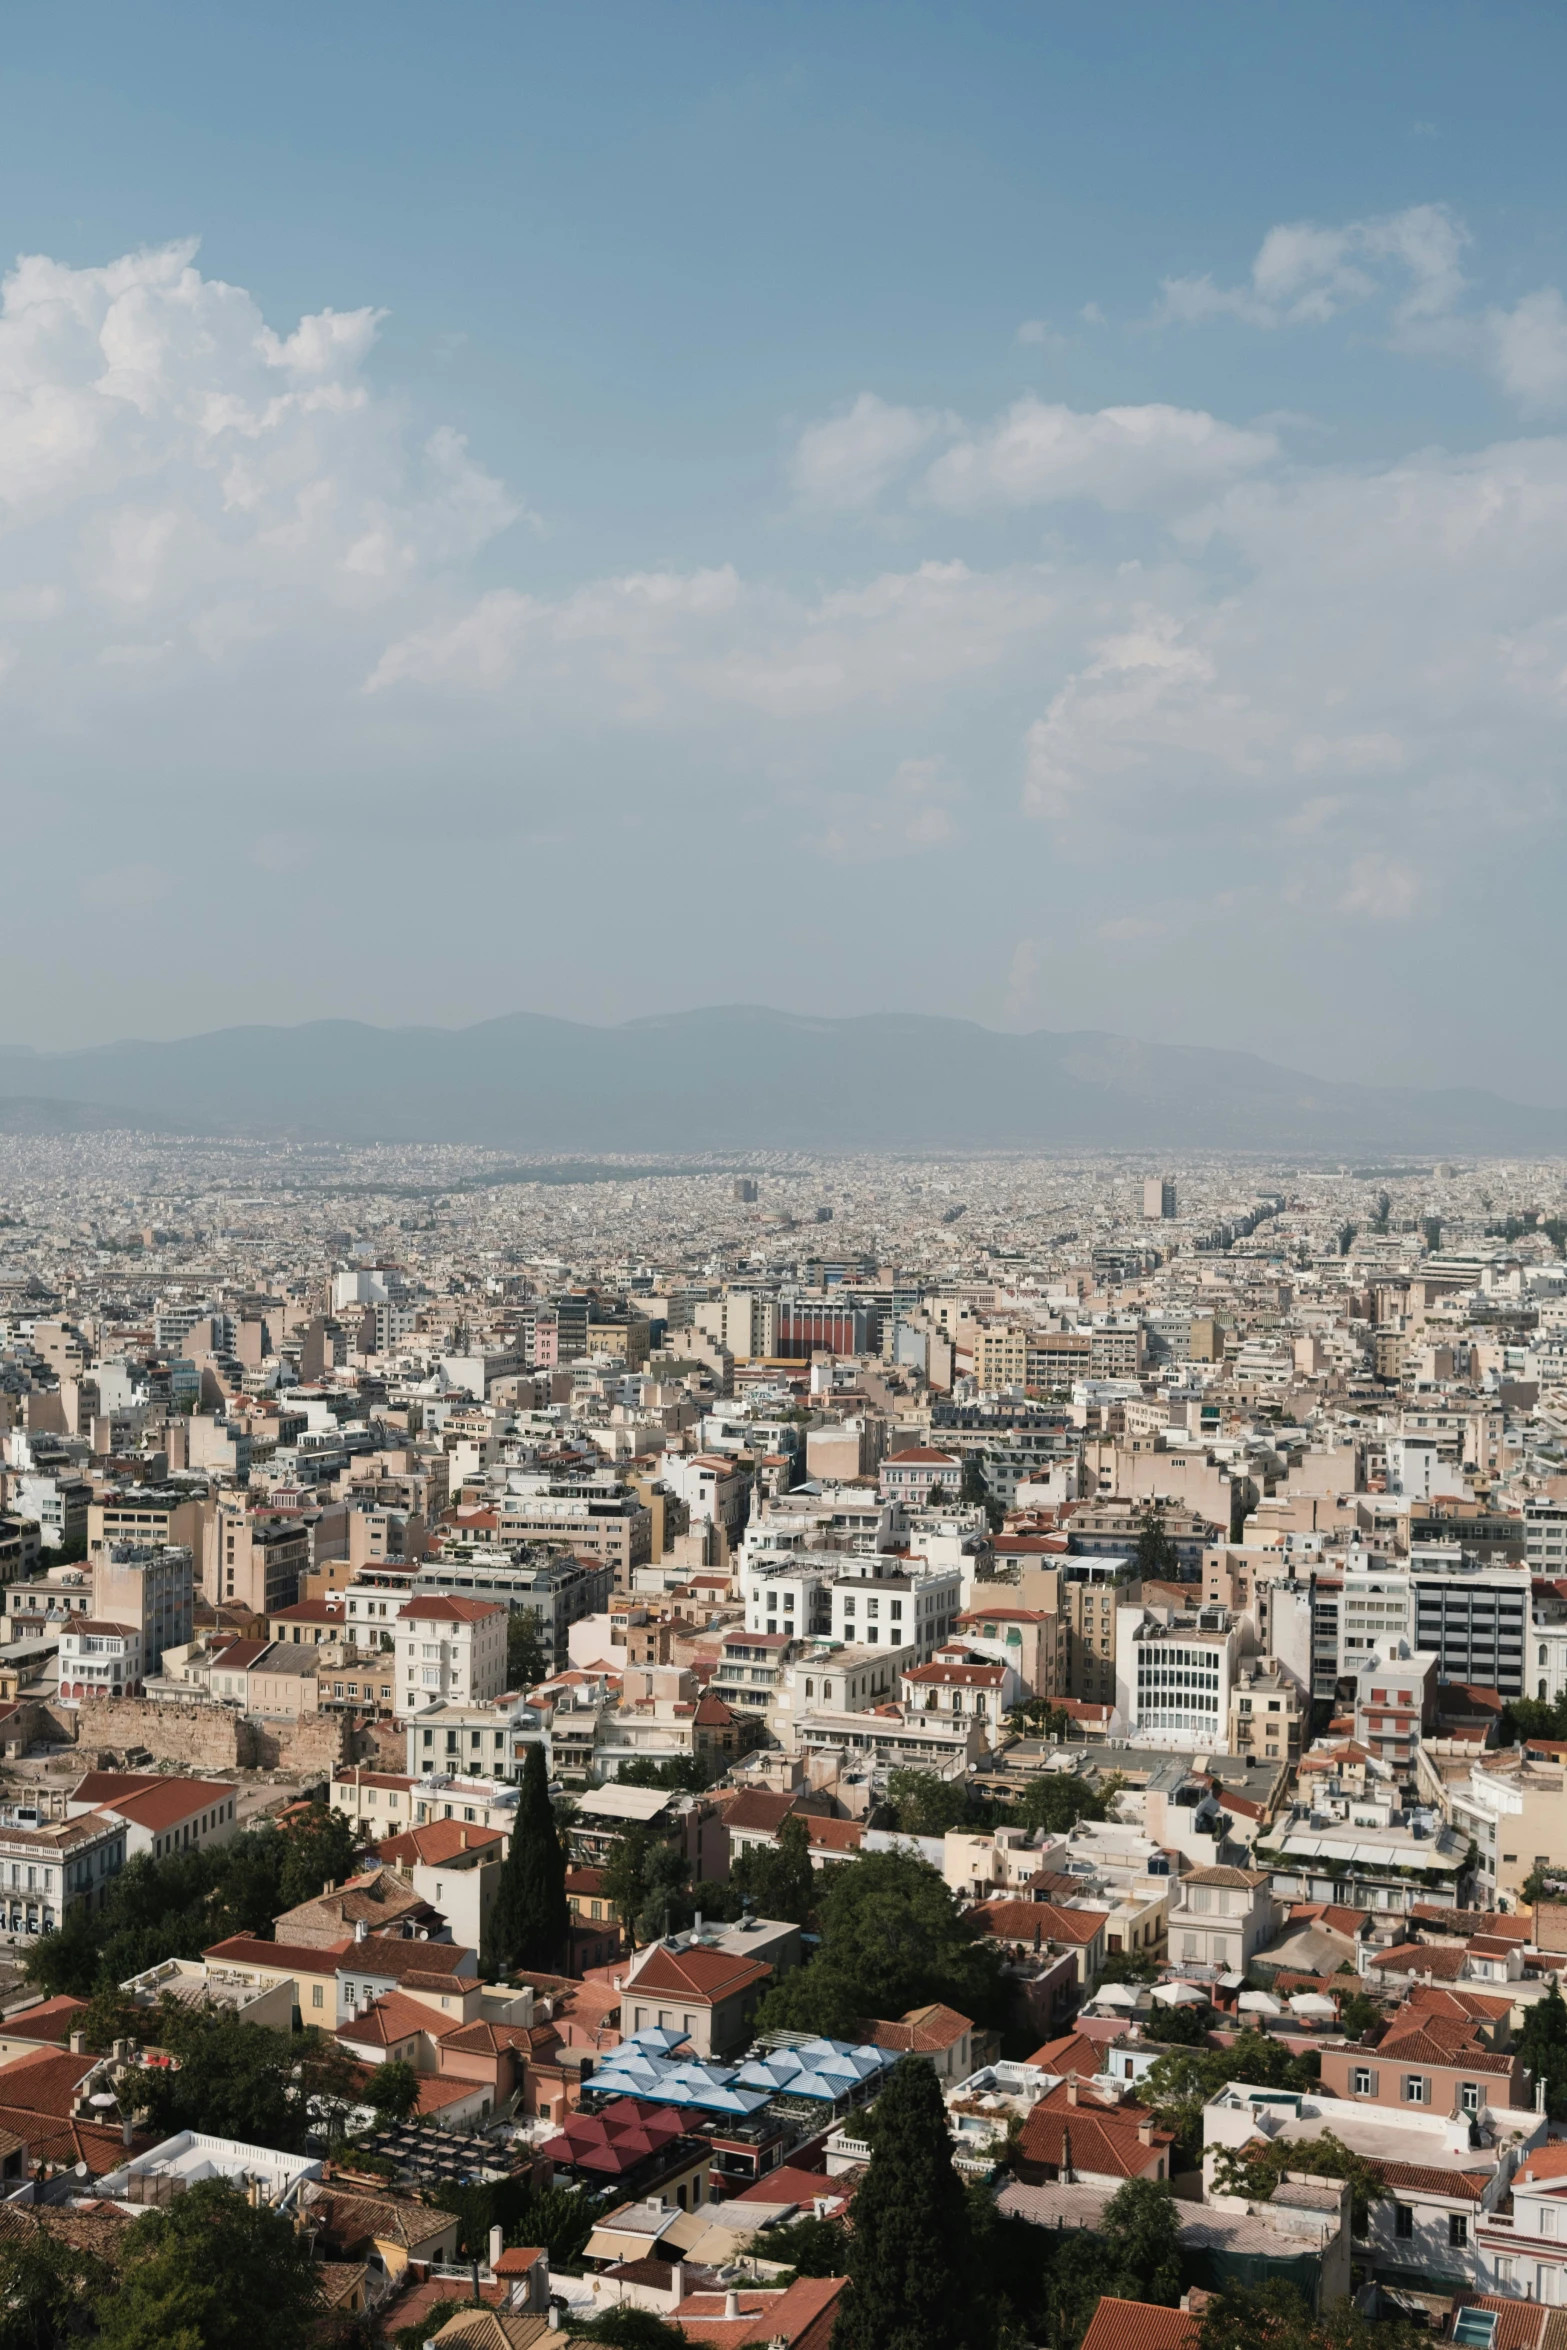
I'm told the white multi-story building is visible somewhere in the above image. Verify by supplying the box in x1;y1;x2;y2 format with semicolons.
1524;1499;1567;1575
1115;1602;1243;1749
91;1542;194;1678
395;1595;507;1721
829;1558;960;1660
0;1809;127;1940
57;1619;144;1702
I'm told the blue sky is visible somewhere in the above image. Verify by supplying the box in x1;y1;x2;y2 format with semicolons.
6;1;1567;1099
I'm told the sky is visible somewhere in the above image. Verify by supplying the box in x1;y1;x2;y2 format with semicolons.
5;0;1567;1100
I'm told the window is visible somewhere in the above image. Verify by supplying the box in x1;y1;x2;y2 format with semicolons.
1449;2214;1468;2249
1404;2076;1428;2105
1394;2205;1414;2240
1461;2083;1480;2114
311;1984;323;2008
1353;2068;1373;2096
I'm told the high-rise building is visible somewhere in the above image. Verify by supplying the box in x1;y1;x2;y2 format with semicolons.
1143;1176;1177;1220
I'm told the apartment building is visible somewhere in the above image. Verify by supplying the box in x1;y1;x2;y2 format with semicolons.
0;1809;126;1940
1411;1553;1530;1701
210;1507;310;1615
1227;1662;1302;1766
1115;1601;1242;1750
1167;1865;1277;1973
395;1594;508;1719
88;1487;204;1562
57;1619;144;1701
1061;1562;1126;1705
828;1557;960;1658
494;1484;651;1588
91;1541;194;1677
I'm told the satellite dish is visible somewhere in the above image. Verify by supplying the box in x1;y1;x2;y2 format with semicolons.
74;2161;89;2178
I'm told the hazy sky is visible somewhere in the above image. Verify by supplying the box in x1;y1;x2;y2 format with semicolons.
6;1;1567;1100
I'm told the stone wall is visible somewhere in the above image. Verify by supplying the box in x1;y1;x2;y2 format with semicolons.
73;1698;352;1777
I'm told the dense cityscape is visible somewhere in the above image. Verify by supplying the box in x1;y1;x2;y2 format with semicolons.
0;1132;1563;2348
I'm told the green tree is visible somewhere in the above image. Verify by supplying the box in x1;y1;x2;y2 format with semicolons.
1517;1980;1567;2118
1009;1770;1121;1840
756;1851;1003;2040
1211;2128;1386;2238
0;2224;111;2350
277;1804;361;1911
1101;2174;1183;2306
633;1843;693;1945
490;1741;571;1973
364;2057;421;2125
832;2055;976;2350
95;2178;325;2350
761;2213;850;2277
1134;1507;1180;1581
78;1983;140;2052
1336;1992;1382;2042
618;1754;717;1794
507;1608;548;1691
1096;1950;1160;1987
1197;2280;1431;2350
138;2007;359;2154
883;1769;975;1837
1143;2032;1319;2164
731;1815;817;1926
1146;1997;1211;2046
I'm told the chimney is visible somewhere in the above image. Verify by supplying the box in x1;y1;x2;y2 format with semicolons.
460;1829;469;1850
122;2114;134;2147
1065;2077;1078;2106
489;2224;503;2270
69;2032;86;2055
323;1879;336;1897
670;2262;685;2305
724;2292;741;2321
355;1917;369;1943
1138;2118;1154;2146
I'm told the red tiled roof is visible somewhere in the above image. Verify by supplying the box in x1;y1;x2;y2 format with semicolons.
864;2003;972;2054
1371;2160;1491;2200
676;2274;846;2350
1079;2299;1199;2350
335;1992;436;2050
348;1935;476;1984
396;1596;505;1624
624;1943;772;2002
203;1934;349;1973
1026;2032;1103;2077
0;1998;89;2046
973;1899;1104;1945
374;1821;504;1868
1015;2103;1171;2181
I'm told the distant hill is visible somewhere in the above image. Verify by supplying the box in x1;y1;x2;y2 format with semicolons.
0;1007;1560;1153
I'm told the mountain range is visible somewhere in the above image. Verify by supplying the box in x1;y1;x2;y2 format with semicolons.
0;1008;1560;1155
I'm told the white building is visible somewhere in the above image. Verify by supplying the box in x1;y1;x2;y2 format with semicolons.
0;1809;126;1940
828;1558;960;1659
57;1619;143;1702
98;2130;322;2207
395;1594;507;1720
1114;1602;1242;1750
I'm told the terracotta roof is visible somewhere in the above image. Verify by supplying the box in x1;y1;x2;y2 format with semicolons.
1406;1985;1514;2023
1015;2104;1171;2181
720;1790;803;1836
93;1779;235;1832
1371;1942;1469;1980
676;2274;847;2350
1371;2160;1492;2200
804;1817;864;1854
0;1997;90;2046
864;2003;972;2054
203;1934;349;1973
1182;1865;1267;1889
973;1899;1104;1945
902;1661;1006;1688
374;1821;505;1868
1079;2298;1199;2350
625;1942;772;2002
342;1934;476;1984
1026;2032;1104;2077
334;1991;437;2050
397;1596;505;1624
1370;2026;1516;2075
304;2185;455;2255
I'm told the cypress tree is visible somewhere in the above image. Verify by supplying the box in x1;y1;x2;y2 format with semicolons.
490;1742;570;1974
832;2055;976;2350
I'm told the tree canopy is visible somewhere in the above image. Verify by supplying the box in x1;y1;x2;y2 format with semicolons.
832;2055;977;2350
489;1741;571;1973
731;1815;817;1926
755;1850;1004;2039
1517;1980;1567;2118
1210;2128;1386;2236
1142;2033;1319;2162
137;2004;362;2154
95;2178;326;2350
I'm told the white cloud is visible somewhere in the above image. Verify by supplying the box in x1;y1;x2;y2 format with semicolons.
818;755;963;861
923;395;1276;514
1016;320;1050;346
1159;202;1469;331
790;391;948;510
0;237;517;740
1488;288;1567;413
